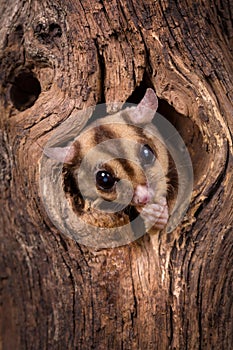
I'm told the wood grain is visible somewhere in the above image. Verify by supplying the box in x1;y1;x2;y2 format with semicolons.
0;0;232;349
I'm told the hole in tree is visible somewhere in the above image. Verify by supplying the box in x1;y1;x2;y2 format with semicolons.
14;24;24;40
10;71;41;111
126;73;154;105
49;23;62;38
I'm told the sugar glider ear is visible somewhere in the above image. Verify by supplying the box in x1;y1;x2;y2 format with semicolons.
127;88;158;125
43;145;75;164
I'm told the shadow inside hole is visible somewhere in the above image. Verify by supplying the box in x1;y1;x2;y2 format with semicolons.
10;71;41;111
158;99;208;187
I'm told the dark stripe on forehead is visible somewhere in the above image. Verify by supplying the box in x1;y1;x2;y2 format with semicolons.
117;158;136;178
92;124;130;161
93;125;118;144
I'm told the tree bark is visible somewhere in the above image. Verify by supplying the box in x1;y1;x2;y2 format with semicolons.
0;0;232;349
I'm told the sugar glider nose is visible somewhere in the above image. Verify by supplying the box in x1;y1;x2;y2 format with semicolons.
133;185;152;205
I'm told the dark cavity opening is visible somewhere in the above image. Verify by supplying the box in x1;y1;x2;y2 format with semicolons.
10;71;41;111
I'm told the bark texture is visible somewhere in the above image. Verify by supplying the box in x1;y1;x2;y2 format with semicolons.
0;0;232;349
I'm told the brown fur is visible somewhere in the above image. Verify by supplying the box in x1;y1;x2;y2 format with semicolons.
62;109;172;229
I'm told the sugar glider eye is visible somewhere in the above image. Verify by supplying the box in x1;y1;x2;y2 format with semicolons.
96;171;116;190
140;144;156;166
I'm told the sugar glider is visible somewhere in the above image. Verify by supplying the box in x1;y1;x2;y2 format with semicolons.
44;89;176;235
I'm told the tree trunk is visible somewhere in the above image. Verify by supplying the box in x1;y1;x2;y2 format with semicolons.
0;0;232;349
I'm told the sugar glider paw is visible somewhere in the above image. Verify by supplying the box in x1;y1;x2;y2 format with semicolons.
140;198;169;231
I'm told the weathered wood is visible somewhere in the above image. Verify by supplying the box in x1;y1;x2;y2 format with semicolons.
0;0;232;349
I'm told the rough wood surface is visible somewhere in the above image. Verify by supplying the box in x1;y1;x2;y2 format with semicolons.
0;0;232;349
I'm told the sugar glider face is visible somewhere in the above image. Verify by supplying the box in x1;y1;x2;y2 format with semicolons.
44;89;170;232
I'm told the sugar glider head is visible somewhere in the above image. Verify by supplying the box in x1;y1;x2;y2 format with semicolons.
44;89;169;213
